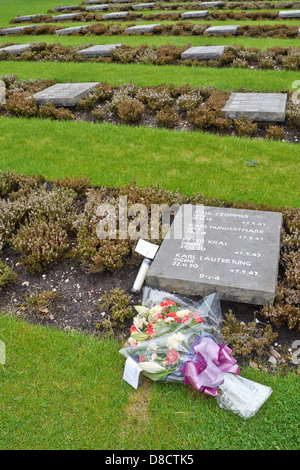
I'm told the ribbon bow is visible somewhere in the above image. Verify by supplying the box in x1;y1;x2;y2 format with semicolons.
180;337;240;397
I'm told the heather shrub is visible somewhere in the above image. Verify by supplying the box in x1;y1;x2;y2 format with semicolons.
116;98;145;123
52;174;91;197
25;290;59;319
176;92;203;111
6;93;38;118
234;115;258;137
11;216;69;273
0;261;15;289
39;101;74;120
92;107;106;122
266;125;284;141
98;288;133;329
155;106;179;128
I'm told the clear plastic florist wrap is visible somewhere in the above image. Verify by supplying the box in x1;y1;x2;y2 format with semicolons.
120;287;273;419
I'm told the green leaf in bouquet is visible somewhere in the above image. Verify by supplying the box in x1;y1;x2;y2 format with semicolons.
134;306;149;316
131;332;150;342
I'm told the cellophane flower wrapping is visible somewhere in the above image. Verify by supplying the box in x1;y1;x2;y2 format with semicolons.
119;287;223;383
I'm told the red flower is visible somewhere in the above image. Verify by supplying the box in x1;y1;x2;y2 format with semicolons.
160;300;176;308
145;323;155;335
139;356;145;362
194;313;203;324
130;324;138;334
167;349;179;365
167;311;181;322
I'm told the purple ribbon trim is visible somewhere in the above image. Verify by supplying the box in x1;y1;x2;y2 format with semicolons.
180;337;240;397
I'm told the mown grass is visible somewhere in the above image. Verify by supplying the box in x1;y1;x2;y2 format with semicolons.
0;313;299;450
0;117;299;207
0;61;299;91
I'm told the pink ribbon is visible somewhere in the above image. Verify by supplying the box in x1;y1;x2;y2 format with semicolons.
180;337;240;397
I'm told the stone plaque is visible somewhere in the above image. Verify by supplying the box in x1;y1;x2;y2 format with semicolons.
222;92;287;122
0;44;31;55
55;25;89;35
205;25;240;35
199;1;224;6
13;14;45;22
181;11;209;18
181;45;226;60
125;24;161;34
146;205;282;305
279;10;300;18
132;3;155;10
77;44;123;57
102;12;129;19
33;82;100;106
0;25;38;35
86;4;109;10
52;13;82;21
54;5;80;11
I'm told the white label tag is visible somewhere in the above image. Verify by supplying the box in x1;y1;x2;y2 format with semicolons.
123;357;143;389
135;239;159;260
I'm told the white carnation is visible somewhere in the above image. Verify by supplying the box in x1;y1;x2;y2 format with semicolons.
167;332;185;349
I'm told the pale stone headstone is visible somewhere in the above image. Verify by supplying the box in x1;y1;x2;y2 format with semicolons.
86;4;109;10
181;45;225;60
0;44;31;55
77;44;124;57
132;3;155;10
222;92;287;122
146;205;283;305
279;10;300;18
181;11;209;18
125;24;161;34
0;25;38;35
33;82;100;106
102;12;129;19
55;25;89;35
52;13;82;21
205;25;240;35
13;14;45;22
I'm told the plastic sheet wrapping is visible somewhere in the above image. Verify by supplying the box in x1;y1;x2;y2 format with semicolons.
217;372;273;419
120;287;273;418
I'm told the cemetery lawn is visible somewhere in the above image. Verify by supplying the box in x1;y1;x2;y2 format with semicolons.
0;117;299;207
0;313;299;451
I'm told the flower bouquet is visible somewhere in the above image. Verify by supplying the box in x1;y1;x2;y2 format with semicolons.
120;287;273;419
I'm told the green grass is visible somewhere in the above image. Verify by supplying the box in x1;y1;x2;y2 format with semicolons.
0;313;299;450
0;117;299;207
1;61;299;91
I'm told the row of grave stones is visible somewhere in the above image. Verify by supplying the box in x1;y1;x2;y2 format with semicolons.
10;8;300;23
2;21;300;36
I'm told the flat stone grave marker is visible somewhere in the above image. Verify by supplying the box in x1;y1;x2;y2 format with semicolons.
52;13;82;21
146;205;283;305
132;3;155;10
55;25;90;35
86;4;109;10
205;25;240;35
54;5;80;11
181;45;226;60
77;43;124;57
125;24;161;34
0;44;31;55
222;92;287;122
181;11;209;18
0;25;38;35
102;12;129;19
199;1;224;6
13;14;45;22
279;10;300;18
33;82;100;106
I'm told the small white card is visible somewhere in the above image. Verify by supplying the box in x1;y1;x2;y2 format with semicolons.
135;239;159;260
123;357;143;389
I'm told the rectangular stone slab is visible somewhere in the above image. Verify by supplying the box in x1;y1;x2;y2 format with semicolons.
0;25;38;35
54;5;80;11
205;25;240;35
222;92;287;122
279;10;300;18
146;205;282;305
55;25;89;35
86;4;109;10
77;44;123;57
13;15;45;22
125;24;161;34
33;82;100;106
181;45;226;60
199;1;224;6
52;13;82;21
132;3;155;10
181;11;209;18
0;44;31;55
102;12;129;19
